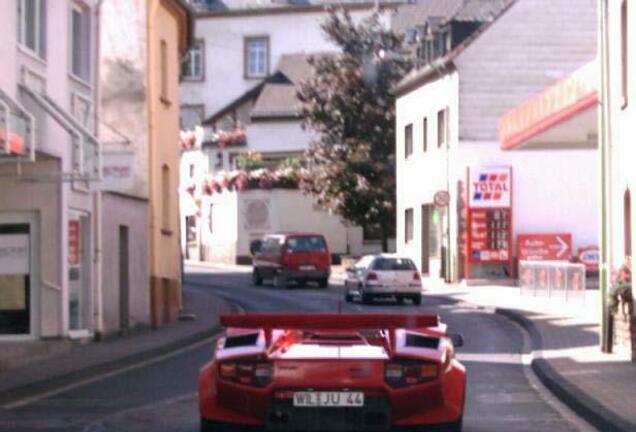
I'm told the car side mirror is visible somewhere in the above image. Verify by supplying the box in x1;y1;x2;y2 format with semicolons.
250;239;263;255
448;333;464;348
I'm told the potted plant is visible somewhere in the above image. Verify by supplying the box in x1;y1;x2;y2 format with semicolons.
610;257;633;315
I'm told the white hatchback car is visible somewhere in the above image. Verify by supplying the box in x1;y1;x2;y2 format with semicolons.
344;255;423;305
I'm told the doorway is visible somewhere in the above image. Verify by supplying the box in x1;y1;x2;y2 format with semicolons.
119;225;130;331
0;224;31;335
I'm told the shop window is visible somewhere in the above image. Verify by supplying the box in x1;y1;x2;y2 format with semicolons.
18;0;47;59
404;124;413;158
405;208;414;243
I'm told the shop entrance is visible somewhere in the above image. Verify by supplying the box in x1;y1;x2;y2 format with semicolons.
68;212;92;337
0;213;37;337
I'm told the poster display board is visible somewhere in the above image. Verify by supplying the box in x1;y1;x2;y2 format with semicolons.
466;166;513;277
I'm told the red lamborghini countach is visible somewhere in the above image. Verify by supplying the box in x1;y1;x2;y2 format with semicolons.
198;313;466;431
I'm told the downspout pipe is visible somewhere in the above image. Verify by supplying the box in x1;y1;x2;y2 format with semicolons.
93;0;104;339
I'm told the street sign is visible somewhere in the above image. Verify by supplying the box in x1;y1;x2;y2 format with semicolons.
577;246;599;271
433;190;450;208
517;233;572;261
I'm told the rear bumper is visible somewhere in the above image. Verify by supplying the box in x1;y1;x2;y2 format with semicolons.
280;269;330;281
363;284;422;295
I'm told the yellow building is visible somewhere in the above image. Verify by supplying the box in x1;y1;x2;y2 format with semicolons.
148;0;192;326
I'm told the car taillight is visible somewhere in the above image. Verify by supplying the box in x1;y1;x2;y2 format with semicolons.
219;360;273;387
366;272;378;281
413;272;421;281
384;359;439;388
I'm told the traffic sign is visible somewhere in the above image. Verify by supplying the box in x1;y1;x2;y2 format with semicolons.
517;233;572;261
433;190;450;208
577;246;599;271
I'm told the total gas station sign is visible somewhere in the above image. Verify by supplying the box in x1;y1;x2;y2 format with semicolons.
469;167;511;208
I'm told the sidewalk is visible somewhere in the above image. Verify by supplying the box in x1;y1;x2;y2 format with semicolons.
0;286;235;407
432;282;636;432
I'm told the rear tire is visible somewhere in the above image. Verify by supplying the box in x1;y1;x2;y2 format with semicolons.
251;269;263;286
273;273;288;289
361;291;373;304
345;292;353;302
446;415;463;432
412;294;422;306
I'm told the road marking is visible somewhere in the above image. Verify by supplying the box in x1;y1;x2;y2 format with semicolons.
3;333;222;410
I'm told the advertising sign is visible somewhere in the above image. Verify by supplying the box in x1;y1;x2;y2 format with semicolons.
68;221;80;266
469;167;512;209
517;234;572;261
0;234;29;275
100;150;135;192
577;246;599;271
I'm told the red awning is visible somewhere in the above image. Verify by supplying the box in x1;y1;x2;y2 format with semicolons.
499;61;598;151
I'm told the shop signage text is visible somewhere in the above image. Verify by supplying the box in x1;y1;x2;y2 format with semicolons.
517;233;572;261
0;234;29;275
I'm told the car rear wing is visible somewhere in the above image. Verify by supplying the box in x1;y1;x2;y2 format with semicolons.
221;313;439;330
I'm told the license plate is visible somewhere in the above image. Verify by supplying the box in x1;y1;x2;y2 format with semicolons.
299;265;315;271
293;392;364;407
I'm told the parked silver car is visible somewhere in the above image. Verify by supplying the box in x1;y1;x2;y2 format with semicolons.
344;254;423;305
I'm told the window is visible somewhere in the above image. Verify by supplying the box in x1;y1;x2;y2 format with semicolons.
69;4;91;82
18;0;47;59
437;109;446;148
160;39;169;103
622;0;628;107
404;124;413;158
405;208;414;243
244;37;269;78
185;215;196;242
162;164;171;232
422;117;428;152
189;164;195;178
182;40;204;80
372;258;417;271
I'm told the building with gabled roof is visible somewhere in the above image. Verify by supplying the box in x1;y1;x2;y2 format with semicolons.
394;0;597;283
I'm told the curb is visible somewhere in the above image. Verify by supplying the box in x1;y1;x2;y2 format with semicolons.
494;308;635;432
0;298;238;407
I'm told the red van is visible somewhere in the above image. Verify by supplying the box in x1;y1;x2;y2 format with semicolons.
251;233;331;288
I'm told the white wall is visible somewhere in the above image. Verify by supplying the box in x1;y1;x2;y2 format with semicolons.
246;120;316;153
457;142;599;254
395;71;459;276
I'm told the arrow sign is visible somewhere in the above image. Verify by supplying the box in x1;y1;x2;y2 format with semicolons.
517;234;572;261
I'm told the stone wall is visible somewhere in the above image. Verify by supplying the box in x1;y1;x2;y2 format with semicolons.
613;305;635;361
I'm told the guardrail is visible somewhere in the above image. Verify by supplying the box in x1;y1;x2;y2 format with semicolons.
518;260;586;301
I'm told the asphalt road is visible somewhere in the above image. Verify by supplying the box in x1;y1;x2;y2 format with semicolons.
0;268;595;432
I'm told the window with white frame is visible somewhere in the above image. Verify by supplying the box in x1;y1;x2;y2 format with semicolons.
437;108;447;148
18;0;47;59
244;37;269;78
69;3;91;82
182;41;204;80
405;208;414;243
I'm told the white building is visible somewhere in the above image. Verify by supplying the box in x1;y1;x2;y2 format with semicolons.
0;0;100;340
394;0;597;284
179;1;400;263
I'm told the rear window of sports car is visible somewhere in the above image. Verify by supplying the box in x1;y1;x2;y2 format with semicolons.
224;333;259;348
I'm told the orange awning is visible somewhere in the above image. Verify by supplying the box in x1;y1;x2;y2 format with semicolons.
0;129;25;154
499;61;598;151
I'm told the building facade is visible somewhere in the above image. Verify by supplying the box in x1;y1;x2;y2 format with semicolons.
394;0;597;284
0;0;100;340
179;1;398;263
